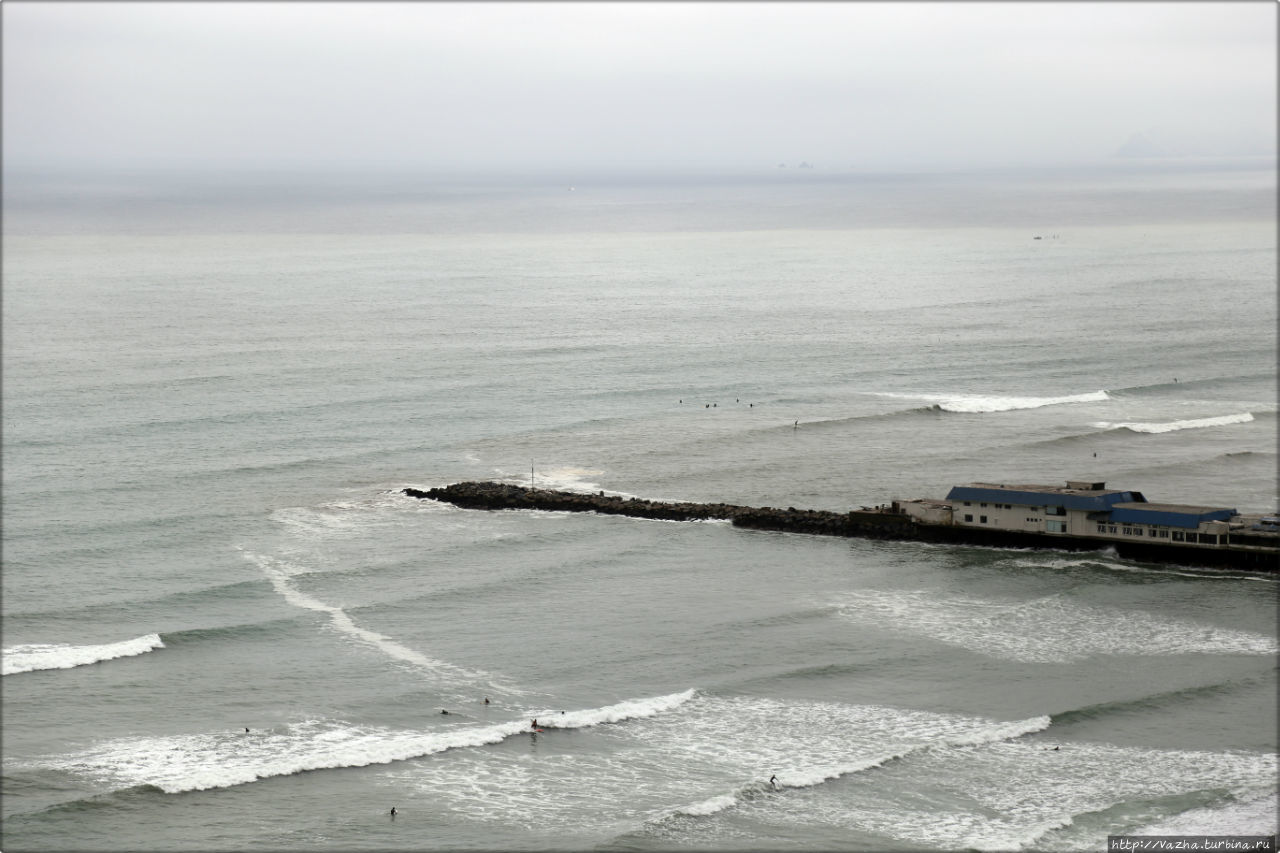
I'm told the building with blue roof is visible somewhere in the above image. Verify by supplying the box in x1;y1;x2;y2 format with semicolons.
934;481;1243;547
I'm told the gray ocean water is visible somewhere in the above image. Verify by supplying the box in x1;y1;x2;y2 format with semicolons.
2;163;1277;852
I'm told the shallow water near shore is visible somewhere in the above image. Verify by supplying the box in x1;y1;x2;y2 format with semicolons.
3;164;1277;851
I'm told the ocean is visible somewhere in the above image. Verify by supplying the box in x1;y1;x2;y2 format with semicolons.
2;161;1276;852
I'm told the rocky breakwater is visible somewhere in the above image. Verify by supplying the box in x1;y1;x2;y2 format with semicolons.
405;482;745;522
403;482;936;543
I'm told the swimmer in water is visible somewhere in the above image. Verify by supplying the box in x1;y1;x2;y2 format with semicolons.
770;775;778;788
390;807;397;817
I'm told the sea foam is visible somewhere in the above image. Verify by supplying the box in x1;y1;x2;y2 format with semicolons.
832;589;1278;663
814;741;1277;852
1135;791;1279;836
242;550;517;691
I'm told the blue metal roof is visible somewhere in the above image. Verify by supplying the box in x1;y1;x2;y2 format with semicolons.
945;486;1137;511
1108;505;1235;529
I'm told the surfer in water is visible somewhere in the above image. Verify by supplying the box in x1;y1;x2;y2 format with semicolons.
390;807;397;818
531;718;538;730
770;775;778;789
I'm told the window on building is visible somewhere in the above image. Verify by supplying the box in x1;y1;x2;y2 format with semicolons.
979;515;988;524
1097;524;1107;533
1198;533;1218;545
1047;520;1066;533
1045;506;1066;516
980;503;988;508
964;501;971;506
964;514;973;523
1172;531;1184;541
1159;530;1169;538
1108;526;1117;534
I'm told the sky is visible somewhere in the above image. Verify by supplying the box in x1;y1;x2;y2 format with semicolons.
2;1;1276;175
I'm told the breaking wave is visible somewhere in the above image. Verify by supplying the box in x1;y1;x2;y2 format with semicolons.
529;689;696;730
3;634;164;676
1094;412;1255;433
876;390;1111;414
644;695;1051;822
1051;678;1262;728
31;689;697;794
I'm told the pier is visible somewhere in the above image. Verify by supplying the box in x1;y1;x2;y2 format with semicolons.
405;482;1277;572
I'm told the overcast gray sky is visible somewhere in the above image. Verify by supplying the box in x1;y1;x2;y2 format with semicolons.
3;1;1275;174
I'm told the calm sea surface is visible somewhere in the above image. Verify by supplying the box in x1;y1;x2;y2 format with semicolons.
3;163;1277;851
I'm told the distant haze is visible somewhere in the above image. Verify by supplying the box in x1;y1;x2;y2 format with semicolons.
2;1;1275;175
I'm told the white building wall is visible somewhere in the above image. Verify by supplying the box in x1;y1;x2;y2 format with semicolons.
951;499;1050;533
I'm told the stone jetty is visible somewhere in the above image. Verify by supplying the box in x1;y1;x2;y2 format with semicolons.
405;482;940;542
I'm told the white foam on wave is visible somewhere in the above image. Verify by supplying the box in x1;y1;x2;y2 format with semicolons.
1094;412;1254;433
841;741;1279;852
1136;791;1279;836
270;488;445;538
728;736;1278;852
832;589;1278;663
638;696;1048;827
675;793;740;817
3;633;164;676
531;689;696;729
498;465;644;498
854;808;1078;853
1015;554;1262;582
242;550;515;690
377;692;1050;837
877;390;1110;414
36;690;698;794
269;505;358;537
